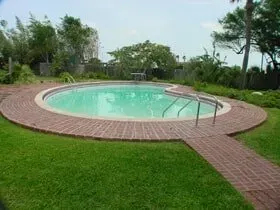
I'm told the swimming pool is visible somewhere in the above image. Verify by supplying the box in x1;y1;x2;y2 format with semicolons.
42;83;220;120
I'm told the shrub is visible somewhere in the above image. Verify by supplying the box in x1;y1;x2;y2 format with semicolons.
217;66;241;88
0;70;9;84
82;72;109;80
152;77;158;82
82;72;97;79
51;51;70;76
59;72;75;83
193;83;280;109
15;65;36;84
96;72;109;80
12;64;22;82
9;64;36;84
193;81;207;91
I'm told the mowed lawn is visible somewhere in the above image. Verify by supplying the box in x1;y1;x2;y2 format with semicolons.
237;108;280;166
0;117;252;209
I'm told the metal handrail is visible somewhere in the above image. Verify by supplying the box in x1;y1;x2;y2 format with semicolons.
162;97;180;118
195;94;200;127
65;77;76;84
200;93;219;124
177;99;194;117
211;95;219;124
196;93;219;125
162;92;219;126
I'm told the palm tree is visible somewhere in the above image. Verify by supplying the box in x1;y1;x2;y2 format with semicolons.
175;55;180;63
231;0;254;89
182;55;186;63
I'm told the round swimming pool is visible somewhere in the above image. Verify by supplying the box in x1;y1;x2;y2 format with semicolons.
40;83;221;120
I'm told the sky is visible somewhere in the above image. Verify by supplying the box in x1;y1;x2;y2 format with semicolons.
0;0;263;67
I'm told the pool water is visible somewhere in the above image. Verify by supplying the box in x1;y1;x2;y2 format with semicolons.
46;85;215;119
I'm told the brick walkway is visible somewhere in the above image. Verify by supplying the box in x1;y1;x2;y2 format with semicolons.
185;135;280;209
0;82;279;209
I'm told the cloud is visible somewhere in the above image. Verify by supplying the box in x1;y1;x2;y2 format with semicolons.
200;21;222;31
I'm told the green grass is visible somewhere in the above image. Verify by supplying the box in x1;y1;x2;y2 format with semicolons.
35;75;101;83
0;116;252;209
237;108;280;166
35;76;59;82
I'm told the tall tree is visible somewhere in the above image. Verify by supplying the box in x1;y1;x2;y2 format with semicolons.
176;55;179;63
108;40;176;75
28;15;57;64
0;20;13;62
230;0;254;88
213;0;280;71
182;55;186;63
83;28;99;62
10;17;31;64
254;0;280;70
57;15;93;64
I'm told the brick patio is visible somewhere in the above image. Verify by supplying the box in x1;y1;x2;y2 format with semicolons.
0;82;279;209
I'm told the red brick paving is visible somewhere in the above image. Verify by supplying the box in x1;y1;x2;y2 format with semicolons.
185;135;280;209
0;82;279;209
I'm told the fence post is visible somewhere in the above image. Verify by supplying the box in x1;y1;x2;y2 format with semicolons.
8;57;12;74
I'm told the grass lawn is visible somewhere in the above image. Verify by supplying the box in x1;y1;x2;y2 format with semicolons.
35;76;59;82
237;108;280;166
0;116;252;209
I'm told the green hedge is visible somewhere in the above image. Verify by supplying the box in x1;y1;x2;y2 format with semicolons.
194;82;280;109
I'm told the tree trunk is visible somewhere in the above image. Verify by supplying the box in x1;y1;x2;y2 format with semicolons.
46;53;49;64
266;52;278;71
241;0;254;89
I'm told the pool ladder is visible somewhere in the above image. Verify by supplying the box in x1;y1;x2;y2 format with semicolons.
65;77;76;84
162;93;219;126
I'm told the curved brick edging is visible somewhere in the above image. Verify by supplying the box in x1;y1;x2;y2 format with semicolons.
0;82;267;141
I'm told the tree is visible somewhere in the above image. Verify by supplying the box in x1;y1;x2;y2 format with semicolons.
108;40;177;76
213;0;280;71
182;55;186;63
176;55;179;63
254;0;280;70
83;28;99;62
229;0;254;88
57;15;94;64
0;20;13;63
28;15;57;64
10;17;31;64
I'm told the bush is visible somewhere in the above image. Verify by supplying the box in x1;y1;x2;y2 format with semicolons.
82;72;109;80
95;72;109;80
82;72;97;79
217;66;241;88
59;72;75;83
152;77;158;82
0;70;10;84
193;81;207;91
5;64;36;84
193;83;280;109
14;65;36;84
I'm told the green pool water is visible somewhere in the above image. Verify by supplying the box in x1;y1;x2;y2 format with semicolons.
46;84;215;119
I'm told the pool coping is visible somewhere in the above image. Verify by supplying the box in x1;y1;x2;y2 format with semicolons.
34;81;232;122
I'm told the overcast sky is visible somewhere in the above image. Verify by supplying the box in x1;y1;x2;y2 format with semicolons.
0;0;263;67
